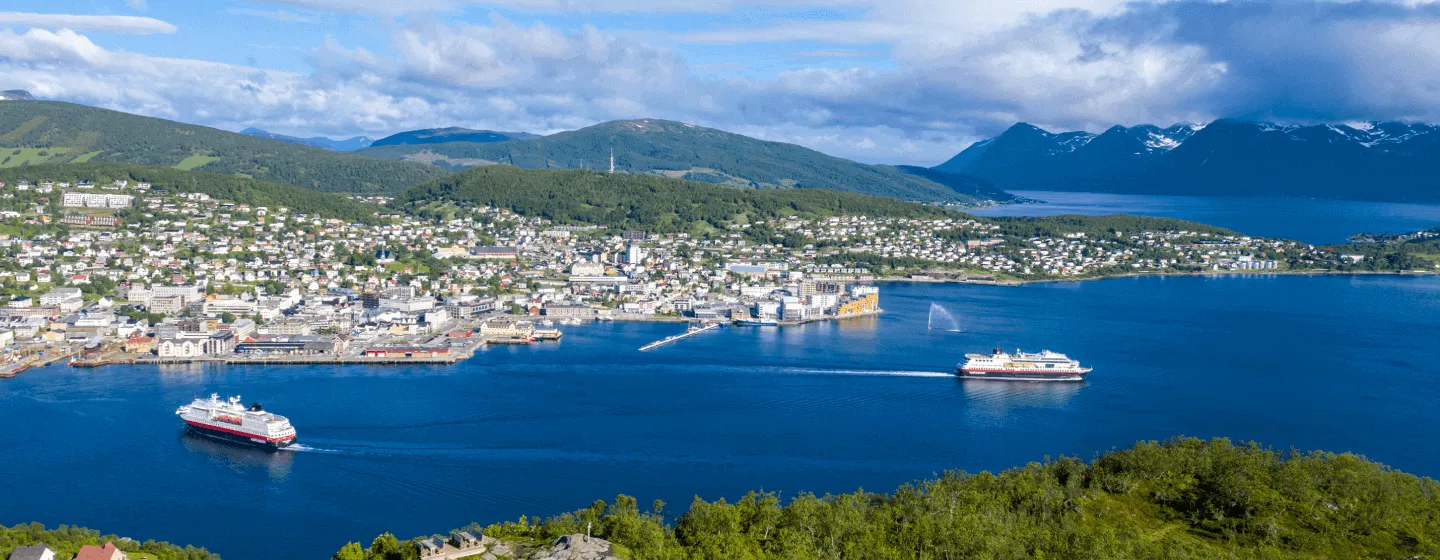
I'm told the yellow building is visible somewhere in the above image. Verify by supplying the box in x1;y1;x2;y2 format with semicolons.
837;294;879;316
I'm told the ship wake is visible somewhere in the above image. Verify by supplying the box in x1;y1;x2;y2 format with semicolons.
783;367;952;378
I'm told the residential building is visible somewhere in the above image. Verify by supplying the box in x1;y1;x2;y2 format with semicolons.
543;304;594;319
75;543;126;560
7;544;55;560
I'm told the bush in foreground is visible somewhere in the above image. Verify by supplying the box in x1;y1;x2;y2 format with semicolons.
337;437;1440;560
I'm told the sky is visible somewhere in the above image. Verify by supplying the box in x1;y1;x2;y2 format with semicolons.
3;0;1440;165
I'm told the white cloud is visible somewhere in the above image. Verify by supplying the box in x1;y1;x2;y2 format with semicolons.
127;0;148;10
10;1;1440;168
0;12;176;34
0;19;712;148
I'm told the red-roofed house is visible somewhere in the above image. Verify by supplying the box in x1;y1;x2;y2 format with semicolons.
75;542;126;560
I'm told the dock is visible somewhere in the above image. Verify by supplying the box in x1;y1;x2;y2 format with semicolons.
639;322;722;351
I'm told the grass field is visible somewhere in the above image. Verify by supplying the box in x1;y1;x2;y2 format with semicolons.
0;147;71;167
174;154;220;170
71;150;103;163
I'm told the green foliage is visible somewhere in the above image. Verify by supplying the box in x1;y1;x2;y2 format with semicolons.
0;522;218;560
360;119;1011;203
0;101;448;193
0;163;387;224
1324;228;1440;272
341;438;1440;560
397;166;964;232
332;542;366;560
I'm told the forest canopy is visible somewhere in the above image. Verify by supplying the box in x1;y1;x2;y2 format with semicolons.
336;437;1440;560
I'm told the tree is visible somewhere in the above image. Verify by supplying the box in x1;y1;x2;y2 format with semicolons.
337;438;1440;560
367;533;403;560
331;542;365;560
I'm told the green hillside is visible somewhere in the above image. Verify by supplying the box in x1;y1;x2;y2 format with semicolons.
359;119;1013;203
339;437;1440;560
396;165;964;231
0;163;387;223
0;101;449;193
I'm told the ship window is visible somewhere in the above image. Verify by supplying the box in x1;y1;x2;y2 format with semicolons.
1046;363;1053;368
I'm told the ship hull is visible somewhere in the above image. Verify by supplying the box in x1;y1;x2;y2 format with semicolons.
955;368;1088;382
184;421;296;450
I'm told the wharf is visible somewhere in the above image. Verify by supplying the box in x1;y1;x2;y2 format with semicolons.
1;347;82;377
639;322;722;351
129;354;466;366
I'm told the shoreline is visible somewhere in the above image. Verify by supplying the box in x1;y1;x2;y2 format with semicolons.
53;312;885;372
16;271;1432;374
871;268;1437;287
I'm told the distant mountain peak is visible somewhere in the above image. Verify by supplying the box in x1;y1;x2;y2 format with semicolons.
999;122;1051;138
931;117;1440;202
359;117;1012;203
240;128;374;151
0;90;35;101
370;127;539;147
601;119;709;135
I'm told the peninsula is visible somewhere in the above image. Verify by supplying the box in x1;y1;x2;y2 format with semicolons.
0;164;1432;374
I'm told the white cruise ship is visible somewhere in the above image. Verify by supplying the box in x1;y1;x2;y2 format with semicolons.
957;348;1092;381
176;394;297;449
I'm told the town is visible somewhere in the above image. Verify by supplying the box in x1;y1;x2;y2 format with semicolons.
0;176;1367;375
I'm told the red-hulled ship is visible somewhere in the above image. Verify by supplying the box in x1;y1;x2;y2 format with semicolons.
176;394;297;449
957;348;1092;381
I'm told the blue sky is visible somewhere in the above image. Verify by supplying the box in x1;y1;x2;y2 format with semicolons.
4;0;1440;165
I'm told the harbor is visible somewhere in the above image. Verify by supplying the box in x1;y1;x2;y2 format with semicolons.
6;277;1439;560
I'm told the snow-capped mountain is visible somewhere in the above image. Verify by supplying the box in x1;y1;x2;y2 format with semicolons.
933;119;1440;201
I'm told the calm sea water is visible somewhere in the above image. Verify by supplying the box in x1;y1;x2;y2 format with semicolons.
970;191;1440;244
2;276;1438;559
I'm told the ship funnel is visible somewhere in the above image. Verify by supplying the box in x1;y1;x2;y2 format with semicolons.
249;403;263;412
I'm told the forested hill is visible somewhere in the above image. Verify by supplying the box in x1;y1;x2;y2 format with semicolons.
0;101;449;193
0;163;387;224
396;165;964;231
359;119;1012;203
338;437;1440;560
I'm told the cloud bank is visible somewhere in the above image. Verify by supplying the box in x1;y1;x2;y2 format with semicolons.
0;12;177;34
4;1;1440;164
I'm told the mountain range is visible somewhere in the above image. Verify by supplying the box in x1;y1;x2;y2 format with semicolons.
240;128;375;151
370;127;540;147
935;120;1440;202
0;90;35;101
0;101;447;193
358;119;1011;203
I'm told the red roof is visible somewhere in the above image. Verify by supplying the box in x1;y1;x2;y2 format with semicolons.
76;542;124;560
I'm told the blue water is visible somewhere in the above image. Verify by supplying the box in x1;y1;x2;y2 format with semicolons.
2;276;1439;559
971;191;1440;244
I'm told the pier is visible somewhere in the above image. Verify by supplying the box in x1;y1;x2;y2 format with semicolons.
639;322;722;351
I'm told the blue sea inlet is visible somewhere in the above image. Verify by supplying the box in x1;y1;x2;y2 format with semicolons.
970;191;1440;244
2;276;1438;559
